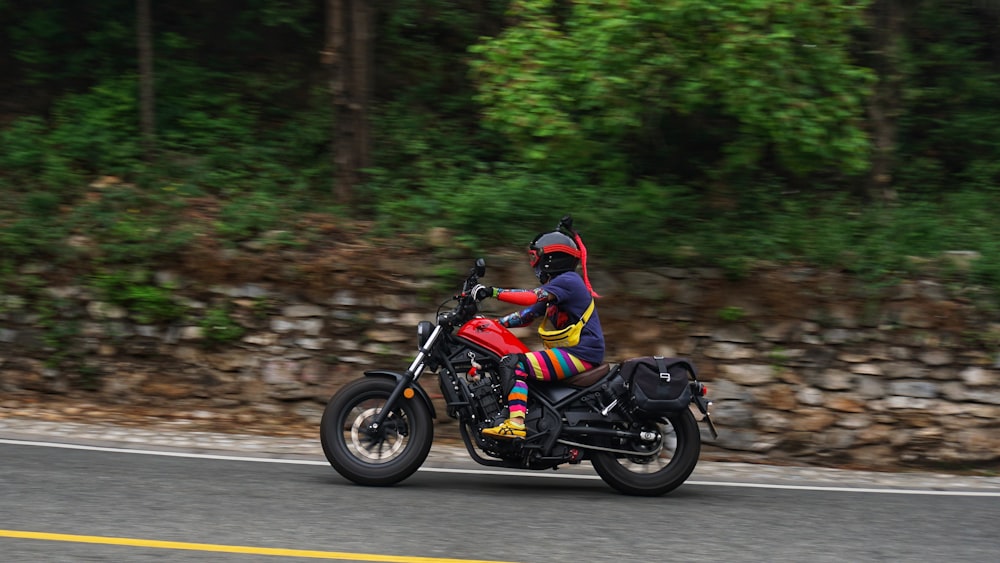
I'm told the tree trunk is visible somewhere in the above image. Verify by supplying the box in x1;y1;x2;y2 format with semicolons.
324;0;351;203
323;0;373;205
867;0;904;203
352;0;373;173
137;0;156;161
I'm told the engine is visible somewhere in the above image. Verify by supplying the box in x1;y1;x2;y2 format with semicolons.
465;368;505;425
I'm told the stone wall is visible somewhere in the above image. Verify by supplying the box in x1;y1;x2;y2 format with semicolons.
2;250;999;470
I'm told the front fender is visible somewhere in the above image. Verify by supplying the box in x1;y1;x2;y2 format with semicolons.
363;369;437;419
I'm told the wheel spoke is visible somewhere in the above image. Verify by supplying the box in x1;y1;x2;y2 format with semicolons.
345;402;408;463
620;422;677;474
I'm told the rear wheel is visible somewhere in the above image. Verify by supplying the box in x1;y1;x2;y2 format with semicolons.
320;376;433;486
591;408;701;496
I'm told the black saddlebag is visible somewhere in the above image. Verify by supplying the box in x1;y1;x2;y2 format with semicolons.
621;356;694;415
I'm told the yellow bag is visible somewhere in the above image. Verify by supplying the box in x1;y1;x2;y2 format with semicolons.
538;299;595;349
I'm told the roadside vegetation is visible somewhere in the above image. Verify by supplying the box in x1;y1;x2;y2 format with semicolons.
3;1;1000;303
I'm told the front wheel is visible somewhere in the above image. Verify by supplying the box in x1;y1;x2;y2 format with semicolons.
591;408;701;496
320;376;433;486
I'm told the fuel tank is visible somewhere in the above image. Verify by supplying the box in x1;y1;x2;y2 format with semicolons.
456;317;529;356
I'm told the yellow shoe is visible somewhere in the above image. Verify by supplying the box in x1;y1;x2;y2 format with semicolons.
482;419;526;440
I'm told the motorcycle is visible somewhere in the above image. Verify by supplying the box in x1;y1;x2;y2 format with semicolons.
320;258;717;496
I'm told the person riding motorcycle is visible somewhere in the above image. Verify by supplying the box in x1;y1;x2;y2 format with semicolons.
473;220;604;439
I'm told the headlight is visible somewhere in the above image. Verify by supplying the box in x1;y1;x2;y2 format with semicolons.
417;321;433;347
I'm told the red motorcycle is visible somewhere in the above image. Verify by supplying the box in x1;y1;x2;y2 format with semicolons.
320;259;717;496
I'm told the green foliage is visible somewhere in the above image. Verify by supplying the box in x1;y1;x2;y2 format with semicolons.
49;77;142;174
0;117;51;181
215;191;288;242
35;296;81;368
581;180;700;263
3;0;1000;314
893;1;1000;195
91;269;185;324
0;203;69;261
3;1;134;86
69;184;195;266
718;306;746;323
369;159;581;244
199;306;246;345
470;0;875;185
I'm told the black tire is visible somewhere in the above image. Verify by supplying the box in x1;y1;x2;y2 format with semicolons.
320;376;433;486
590;408;701;496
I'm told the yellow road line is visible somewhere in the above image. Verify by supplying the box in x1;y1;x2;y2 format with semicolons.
0;530;520;563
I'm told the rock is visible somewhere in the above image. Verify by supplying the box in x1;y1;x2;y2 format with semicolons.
711;402;754;428
849;363;883;376
242;333;279;346
87;301;128;320
889;380;939;399
885;396;933;409
703;343;756;360
261;359;301;384
178;326;204;340
270;319;297;333
711;326;755;344
295;338;328;351
754;386;798;410
952;428;1000;461
963;389;1000;405
821;328;853;344
719;364;775;385
622;271;668;300
835;413;872;429
753;411;791;431
203;351;255;372
918;350;953;366
282;305;325;318
960;366;998;386
806;369;854;391
711;429;778;453
790;410;836;432
140;382;195;399
826;396;866;413
761;321;800;342
796;386;826;406
364;328;409;343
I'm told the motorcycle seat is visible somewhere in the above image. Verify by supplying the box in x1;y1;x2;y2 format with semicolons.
564;363;612;388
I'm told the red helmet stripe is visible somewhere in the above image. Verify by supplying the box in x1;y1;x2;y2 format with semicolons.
541;244;580;257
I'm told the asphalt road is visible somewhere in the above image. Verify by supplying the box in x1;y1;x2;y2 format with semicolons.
2;440;999;563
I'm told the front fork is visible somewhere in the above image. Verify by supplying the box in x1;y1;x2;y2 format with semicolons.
367;325;443;431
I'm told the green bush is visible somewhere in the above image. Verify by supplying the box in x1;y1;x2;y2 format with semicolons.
199;306;246;345
91;269;185;324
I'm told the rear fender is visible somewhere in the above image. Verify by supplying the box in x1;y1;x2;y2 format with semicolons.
363;370;437;419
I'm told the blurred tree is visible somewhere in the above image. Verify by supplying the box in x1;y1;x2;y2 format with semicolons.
137;0;156;161
471;0;875;192
324;0;373;204
865;0;904;202
891;0;1000;196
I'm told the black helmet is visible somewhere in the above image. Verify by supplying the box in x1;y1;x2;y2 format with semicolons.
529;215;600;297
529;231;580;282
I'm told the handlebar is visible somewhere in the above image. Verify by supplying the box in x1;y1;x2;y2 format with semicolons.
437;258;488;328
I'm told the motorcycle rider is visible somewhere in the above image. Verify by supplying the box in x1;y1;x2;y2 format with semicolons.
473;218;605;439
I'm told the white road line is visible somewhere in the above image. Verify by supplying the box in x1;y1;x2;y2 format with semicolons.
1;438;327;464
4;438;1000;497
